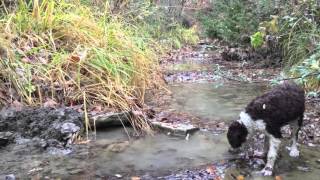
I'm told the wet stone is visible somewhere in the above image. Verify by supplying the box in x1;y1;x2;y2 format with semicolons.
69;168;84;175
107;141;130;153
46;147;73;155
0;132;14;147
5;174;15;180
297;166;311;172
151;121;199;136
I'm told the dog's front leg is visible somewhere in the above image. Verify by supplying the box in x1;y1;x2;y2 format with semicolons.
261;135;281;176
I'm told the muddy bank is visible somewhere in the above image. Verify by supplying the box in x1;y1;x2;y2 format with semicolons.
0;107;83;152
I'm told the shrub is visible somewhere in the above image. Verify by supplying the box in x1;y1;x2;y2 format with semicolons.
291;47;320;91
198;0;277;44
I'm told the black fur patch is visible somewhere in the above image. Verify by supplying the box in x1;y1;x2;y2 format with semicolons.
227;121;248;148
245;81;305;138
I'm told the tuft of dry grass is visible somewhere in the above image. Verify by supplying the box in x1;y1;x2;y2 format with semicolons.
0;0;156;133
0;0;198;134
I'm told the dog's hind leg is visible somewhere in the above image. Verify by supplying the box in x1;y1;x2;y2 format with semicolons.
289;116;303;157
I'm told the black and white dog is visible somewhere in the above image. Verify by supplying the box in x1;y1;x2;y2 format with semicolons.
227;82;305;176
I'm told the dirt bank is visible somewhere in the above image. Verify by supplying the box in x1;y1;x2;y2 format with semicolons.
0;107;83;152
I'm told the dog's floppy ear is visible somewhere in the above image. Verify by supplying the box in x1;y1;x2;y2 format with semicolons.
227;121;248;148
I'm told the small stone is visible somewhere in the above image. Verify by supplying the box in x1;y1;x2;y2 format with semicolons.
297;166;311;172
0;132;14;146
69;168;84;175
258;133;265;139
308;143;316;147
28;167;43;175
5;174;15;180
115;174;122;178
61;122;80;134
107;141;129;153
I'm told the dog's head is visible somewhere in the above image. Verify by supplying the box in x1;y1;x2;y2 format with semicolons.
227;121;248;149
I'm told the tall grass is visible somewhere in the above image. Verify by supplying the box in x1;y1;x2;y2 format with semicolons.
279;15;320;68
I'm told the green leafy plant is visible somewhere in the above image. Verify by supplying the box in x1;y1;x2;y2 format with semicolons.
250;31;264;48
198;0;276;44
291;48;320;90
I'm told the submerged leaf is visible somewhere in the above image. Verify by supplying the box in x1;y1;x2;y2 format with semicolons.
131;177;141;180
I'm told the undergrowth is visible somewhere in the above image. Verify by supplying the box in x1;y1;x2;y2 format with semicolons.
198;0;270;44
199;0;320;91
0;0;198;133
277;1;320;90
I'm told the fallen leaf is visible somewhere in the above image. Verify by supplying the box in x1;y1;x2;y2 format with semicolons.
11;100;24;111
31;174;41;180
21;57;32;63
206;166;216;175
132;110;143;116
275;176;282;180
0;90;6;100
28;167;43;175
43;98;58;108
237;175;244;180
69;55;80;63
91;104;103;113
131;177;141;180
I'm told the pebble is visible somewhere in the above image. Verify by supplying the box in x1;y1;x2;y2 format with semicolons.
258;134;265;139
115;174;122;178
297;166;311;172
5;174;15;180
307;143;316;147
162;162;229;180
69;168;84;175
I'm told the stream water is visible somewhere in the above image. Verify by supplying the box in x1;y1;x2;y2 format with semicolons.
2;82;320;179
169;83;267;121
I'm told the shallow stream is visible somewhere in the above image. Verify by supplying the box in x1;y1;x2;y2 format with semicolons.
1;43;320;179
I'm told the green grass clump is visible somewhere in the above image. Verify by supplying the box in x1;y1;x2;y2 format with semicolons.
279;15;320;68
275;2;320;90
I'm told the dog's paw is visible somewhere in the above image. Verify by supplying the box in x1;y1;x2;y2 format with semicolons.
260;167;273;176
289;148;300;157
